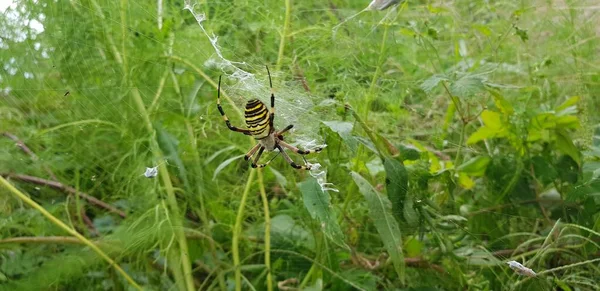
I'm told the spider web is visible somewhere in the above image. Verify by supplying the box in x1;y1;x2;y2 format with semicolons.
183;0;331;190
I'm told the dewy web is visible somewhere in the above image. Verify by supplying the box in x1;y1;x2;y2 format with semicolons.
182;0;335;191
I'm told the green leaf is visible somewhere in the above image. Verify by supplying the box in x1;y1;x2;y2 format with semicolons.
403;197;419;227
449;74;486;97
298;177;345;245
212;155;244;180
514;26;529;42
556;130;581;166
454;247;500;266
351;172;405;283
457;156;491;176
556;96;580;112
488;89;514;115
458;172;475;189
404;237;423;257
420;74;449;93
480;110;503;130
322;121;358;154
383;157;408;222
466;126;496;144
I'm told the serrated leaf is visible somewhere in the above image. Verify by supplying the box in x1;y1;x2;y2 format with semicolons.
298;177;345;245
449;74;486;97
383;157;408;222
556;130;581;166
457;156;491;176
351;172;405;283
420;74;449;93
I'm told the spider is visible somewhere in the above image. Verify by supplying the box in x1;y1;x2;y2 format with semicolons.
216;66;322;170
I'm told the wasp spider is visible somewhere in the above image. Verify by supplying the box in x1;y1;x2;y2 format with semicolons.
216;67;322;170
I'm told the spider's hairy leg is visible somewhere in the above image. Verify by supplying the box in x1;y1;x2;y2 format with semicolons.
276;145;312;170
266;66;275;129
278;140;323;155
244;143;262;161
216;76;251;135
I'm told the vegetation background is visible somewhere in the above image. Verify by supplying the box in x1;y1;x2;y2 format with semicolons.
1;0;600;290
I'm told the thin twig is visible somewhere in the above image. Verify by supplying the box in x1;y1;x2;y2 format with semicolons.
1;173;126;218
2;132;58;180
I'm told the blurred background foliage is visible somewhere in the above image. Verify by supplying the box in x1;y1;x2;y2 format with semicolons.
1;0;600;290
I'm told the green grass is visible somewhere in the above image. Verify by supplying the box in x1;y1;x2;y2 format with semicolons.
1;0;600;290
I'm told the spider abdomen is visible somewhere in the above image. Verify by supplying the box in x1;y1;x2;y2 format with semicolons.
244;99;270;138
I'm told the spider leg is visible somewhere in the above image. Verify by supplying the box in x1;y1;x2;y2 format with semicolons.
266;66;275;130
250;146;278;168
217;76;251;135
276;144;311;170
250;146;265;168
277;140;323;155
277;124;294;137
244;143;262;161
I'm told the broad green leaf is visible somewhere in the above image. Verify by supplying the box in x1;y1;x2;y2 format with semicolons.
322;121;358;154
268;214;314;249
555;115;580;129
466;126;496;144
383;157;408;222
556;130;581;166
404;237;423;257
298;177;345;245
458;172;475;189
351;172;405;283
457;156;491;176
480;110;503;130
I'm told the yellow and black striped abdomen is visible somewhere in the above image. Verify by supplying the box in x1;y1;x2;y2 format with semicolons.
245;99;270;138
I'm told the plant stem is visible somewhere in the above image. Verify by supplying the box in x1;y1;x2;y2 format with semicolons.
257;169;273;291
130;88;195;291
276;0;292;71
233;169;257;291
454;122;466;166
0;176;142;290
